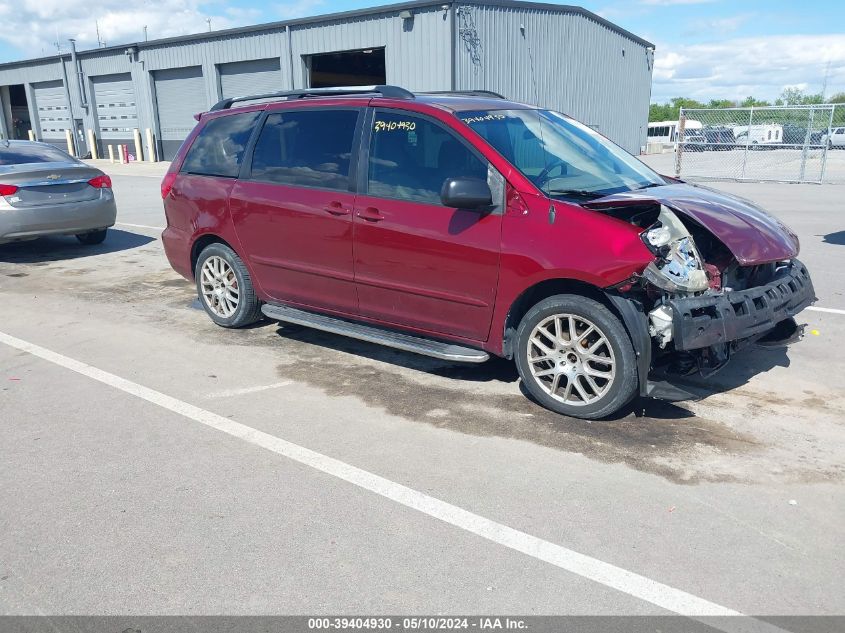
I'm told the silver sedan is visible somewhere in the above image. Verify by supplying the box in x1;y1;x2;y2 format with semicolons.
0;140;117;245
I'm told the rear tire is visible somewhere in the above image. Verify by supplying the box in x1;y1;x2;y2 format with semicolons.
195;243;263;328
514;294;638;420
76;229;107;245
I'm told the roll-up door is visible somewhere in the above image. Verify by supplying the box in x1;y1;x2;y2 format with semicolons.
153;66;204;158
92;74;137;141
219;58;282;100
33;80;70;140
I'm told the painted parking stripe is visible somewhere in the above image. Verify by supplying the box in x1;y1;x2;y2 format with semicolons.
0;329;788;633
115;222;165;231
807;306;845;315
205;381;294;399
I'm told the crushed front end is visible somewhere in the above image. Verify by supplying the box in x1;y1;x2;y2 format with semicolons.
586;187;817;396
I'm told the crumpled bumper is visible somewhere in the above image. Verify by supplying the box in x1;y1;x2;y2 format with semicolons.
665;259;815;351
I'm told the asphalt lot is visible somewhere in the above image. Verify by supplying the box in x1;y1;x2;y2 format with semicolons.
1;158;843;621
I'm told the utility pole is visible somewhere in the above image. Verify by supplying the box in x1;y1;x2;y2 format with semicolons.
206;18;212;32
821;61;832;101
143;25;148;42
95;21;106;48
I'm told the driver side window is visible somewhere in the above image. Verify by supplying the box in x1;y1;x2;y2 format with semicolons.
367;111;488;205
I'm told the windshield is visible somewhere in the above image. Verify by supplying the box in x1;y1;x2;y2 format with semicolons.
0;143;77;166
457;109;664;200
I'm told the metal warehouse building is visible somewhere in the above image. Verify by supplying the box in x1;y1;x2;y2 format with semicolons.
0;0;654;161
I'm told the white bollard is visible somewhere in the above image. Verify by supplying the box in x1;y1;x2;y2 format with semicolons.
108;145;115;163
27;130;35;141
133;129;143;162
145;128;157;162
87;129;98;159
117;144;125;164
65;129;75;157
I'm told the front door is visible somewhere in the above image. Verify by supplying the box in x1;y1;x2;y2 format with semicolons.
230;107;362;314
352;109;503;342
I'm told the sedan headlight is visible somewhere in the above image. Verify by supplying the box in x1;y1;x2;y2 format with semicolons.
641;206;709;294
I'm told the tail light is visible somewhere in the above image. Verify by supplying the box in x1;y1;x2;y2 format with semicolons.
0;184;19;196
161;172;178;199
87;174;112;189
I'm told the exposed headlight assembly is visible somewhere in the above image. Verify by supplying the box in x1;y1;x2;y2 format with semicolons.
641;205;709;294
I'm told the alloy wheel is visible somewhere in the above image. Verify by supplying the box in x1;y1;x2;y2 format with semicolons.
200;255;240;318
526;314;616;406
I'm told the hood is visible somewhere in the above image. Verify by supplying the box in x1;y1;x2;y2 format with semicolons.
583;183;799;265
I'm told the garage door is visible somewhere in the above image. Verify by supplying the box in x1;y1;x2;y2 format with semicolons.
33;80;71;140
92;74;137;140
153;66;204;158
219;58;282;100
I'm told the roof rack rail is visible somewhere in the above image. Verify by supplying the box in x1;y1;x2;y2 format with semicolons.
210;84;414;111
420;90;507;99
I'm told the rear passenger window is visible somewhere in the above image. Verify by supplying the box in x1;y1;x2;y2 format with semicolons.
182;111;260;178
249;109;359;191
368;111;488;205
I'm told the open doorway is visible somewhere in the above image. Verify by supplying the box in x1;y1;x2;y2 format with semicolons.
307;48;386;88
7;85;32;140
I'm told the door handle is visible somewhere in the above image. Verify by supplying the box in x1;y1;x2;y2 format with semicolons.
324;201;349;216
357;206;384;222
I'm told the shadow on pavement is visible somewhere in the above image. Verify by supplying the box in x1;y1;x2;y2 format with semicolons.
821;230;845;245
0;229;155;264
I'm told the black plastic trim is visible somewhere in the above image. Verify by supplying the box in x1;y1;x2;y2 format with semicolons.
605;293;652;397
666;259;816;351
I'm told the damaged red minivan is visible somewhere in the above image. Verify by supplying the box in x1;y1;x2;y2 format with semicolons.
162;86;815;419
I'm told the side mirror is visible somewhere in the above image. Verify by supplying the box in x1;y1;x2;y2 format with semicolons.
440;177;493;210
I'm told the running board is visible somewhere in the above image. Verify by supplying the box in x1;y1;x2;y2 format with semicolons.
261;304;490;363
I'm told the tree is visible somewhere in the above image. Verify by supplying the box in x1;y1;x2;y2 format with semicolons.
648;97;704;122
828;92;845;104
779;87;824;105
740;96;770;107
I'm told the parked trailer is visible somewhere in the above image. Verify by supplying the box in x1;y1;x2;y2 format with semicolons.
733;124;783;148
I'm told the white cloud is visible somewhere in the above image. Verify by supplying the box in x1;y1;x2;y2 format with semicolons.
276;0;325;21
0;0;254;60
652;34;845;102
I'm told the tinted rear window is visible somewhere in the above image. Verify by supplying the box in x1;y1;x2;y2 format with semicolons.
249;109;359;191
0;144;75;166
181;111;260;178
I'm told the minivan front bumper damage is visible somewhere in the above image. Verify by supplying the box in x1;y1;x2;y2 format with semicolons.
607;259;815;400
663;259;815;351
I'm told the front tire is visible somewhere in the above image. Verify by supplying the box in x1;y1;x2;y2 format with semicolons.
76;229;107;245
195;243;262;328
514;295;638;420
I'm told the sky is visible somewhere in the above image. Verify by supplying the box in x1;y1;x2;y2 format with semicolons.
0;0;843;104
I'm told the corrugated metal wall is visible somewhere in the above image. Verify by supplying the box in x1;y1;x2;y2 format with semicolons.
290;7;451;91
454;4;653;153
0;2;652;157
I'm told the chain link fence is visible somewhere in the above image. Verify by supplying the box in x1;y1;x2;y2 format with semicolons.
675;105;844;184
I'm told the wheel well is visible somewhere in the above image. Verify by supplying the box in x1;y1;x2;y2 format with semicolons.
190;234;233;278
501;278;619;359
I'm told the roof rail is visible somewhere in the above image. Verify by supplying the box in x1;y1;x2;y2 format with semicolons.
420;90;507;99
210;84;414;111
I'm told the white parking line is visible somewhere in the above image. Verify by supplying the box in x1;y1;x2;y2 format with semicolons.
0;329;788;633
115;222;165;231
807;306;845;316
205;381;293;399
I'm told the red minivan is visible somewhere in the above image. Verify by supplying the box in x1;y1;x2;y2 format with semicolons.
162;86;815;419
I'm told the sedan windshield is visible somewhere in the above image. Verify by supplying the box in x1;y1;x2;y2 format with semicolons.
457;109;664;200
0;143;76;166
